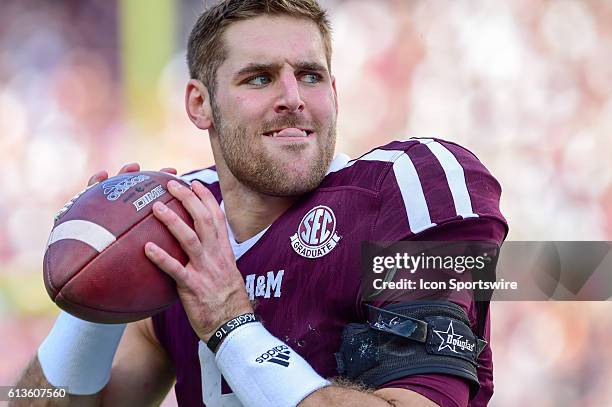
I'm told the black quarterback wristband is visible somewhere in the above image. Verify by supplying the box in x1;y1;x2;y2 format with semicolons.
207;313;259;353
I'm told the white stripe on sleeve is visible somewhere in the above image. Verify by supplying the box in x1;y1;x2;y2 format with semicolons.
392;154;437;233
418;139;478;219
345;147;436;233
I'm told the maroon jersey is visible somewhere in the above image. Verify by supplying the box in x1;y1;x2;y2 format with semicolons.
153;138;508;407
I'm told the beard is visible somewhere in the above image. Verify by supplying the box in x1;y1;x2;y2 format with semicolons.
211;100;336;197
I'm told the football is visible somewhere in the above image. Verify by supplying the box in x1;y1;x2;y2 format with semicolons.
43;171;192;323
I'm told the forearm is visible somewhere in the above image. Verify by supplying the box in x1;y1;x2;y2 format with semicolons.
10;357;101;407
12;311;126;407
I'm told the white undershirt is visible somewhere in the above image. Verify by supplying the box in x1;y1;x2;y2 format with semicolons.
221;200;269;261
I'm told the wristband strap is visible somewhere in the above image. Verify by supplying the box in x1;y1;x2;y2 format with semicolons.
207;312;258;353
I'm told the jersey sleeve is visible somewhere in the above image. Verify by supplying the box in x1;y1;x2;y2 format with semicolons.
372;138;508;242
363;218;498;406
366;139;506;406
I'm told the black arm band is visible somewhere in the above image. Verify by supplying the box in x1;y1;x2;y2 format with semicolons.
335;301;487;399
207;313;258;353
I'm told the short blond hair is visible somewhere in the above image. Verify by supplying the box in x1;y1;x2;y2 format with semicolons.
187;0;332;96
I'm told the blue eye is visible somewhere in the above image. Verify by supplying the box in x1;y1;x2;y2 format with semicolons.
247;75;271;86
301;73;321;84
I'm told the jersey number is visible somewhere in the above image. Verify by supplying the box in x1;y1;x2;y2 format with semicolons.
199;342;241;406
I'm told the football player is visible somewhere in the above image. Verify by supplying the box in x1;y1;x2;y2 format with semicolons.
15;1;507;406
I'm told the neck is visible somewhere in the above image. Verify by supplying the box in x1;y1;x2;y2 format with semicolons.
211;144;296;244
221;175;296;243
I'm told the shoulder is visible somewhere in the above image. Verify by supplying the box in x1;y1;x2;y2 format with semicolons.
320;140;418;192
327;137;507;241
322;137;492;192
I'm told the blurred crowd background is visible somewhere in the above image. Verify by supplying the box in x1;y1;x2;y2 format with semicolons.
0;0;611;405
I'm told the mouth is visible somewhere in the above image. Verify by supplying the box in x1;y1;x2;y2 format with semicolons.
262;127;315;138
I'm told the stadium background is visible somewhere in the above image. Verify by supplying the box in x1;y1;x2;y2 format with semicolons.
0;0;611;405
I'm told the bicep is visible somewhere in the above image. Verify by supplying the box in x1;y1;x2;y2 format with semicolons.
375;373;470;407
374;387;440;407
101;318;175;407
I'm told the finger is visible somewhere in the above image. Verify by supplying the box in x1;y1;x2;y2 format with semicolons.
144;242;186;284
166;180;216;246
152;201;204;261
117;162;140;175
159;167;178;175
88;170;108;186
191;181;230;247
191;181;236;264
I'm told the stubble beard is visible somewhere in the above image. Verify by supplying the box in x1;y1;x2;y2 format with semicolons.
212;101;336;197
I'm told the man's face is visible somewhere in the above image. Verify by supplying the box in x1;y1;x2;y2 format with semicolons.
210;15;337;196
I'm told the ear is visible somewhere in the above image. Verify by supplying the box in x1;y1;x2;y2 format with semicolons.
185;79;213;130
331;75;339;114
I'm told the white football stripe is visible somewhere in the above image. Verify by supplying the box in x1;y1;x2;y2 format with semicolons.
392;154;437;233
419;139;478;219
346;147;436;233
46;220;116;252
182;169;219;184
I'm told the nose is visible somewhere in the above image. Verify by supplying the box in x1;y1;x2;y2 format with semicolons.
274;71;305;114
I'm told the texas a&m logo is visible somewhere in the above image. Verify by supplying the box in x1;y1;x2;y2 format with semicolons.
291;205;341;259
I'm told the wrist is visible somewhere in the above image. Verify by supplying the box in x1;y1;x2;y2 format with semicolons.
205;312;258;351
200;301;254;342
38;311;126;395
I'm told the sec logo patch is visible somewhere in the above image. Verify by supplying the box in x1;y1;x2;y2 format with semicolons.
291;205;341;259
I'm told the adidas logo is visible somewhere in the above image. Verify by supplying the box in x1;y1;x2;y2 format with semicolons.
255;345;292;367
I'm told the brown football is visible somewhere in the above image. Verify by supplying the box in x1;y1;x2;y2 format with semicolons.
43;171;191;323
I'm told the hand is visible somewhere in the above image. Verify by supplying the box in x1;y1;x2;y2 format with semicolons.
87;163;178;186
143;180;253;342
